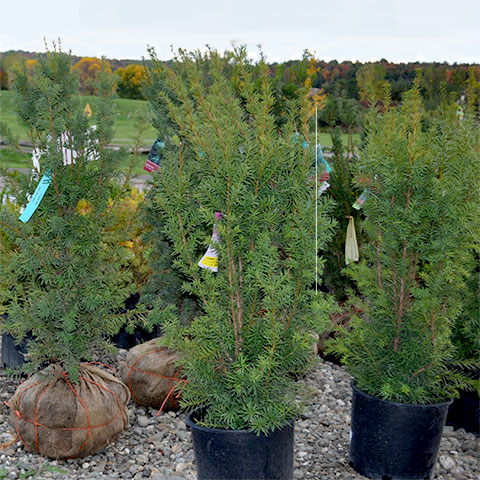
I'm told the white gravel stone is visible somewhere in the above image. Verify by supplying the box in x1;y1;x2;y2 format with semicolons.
137;415;150;427
439;455;456;470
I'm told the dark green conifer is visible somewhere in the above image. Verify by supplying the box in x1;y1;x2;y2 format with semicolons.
146;47;335;433
334;81;480;403
0;47;135;380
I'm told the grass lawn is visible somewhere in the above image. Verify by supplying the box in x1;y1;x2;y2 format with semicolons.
0;149;31;169
0;149;149;177
1;90;360;173
1;90;158;146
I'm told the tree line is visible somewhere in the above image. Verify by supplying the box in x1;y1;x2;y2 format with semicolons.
1;50;479;129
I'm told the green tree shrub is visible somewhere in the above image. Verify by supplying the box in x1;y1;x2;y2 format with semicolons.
0;48;137;380
322;128;362;300
333;81;480;404
147;47;336;433
356;63;386;105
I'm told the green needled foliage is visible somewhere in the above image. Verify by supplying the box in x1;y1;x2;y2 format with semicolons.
146;47;336;434
322;127;362;299
333;81;480;404
451;259;480;394
0;47;135;381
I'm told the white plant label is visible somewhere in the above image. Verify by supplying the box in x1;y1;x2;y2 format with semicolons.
198;212;221;273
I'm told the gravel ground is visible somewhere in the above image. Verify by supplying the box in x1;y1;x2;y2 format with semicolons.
0;348;478;480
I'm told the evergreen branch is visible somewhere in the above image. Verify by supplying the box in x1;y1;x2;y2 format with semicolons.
393;187;412;353
0;220;50;272
376;230;383;290
247;291;258;332
393;239;409;353
176;211;206;307
52;171;62;217
228;253;240;358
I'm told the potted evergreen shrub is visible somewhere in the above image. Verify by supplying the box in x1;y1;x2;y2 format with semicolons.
447;261;480;435
146;47;335;479
333;82;480;479
0;48;135;459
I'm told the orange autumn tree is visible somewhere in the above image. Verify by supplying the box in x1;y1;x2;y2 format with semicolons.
72;57;111;94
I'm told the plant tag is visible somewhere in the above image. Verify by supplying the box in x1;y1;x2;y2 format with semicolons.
198;212;221;272
198;249;219;270
19;173;52;223
316;144;332;173
143;159;161;173
345;216;359;265
353;189;368;210
315;144;331;190
317;181;330;196
144;138;165;173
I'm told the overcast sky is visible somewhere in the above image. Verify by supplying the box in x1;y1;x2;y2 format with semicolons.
1;0;479;64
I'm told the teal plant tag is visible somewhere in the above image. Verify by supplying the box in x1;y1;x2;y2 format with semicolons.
19;173;52;223
316;144;332;172
144;138;165;173
353;189;368;210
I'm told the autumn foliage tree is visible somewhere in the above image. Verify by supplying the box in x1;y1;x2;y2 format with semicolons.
356;63;387;104
71;56;111;94
116;64;148;99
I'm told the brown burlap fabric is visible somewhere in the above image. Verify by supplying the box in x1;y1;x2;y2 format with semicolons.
119;338;184;411
8;363;130;459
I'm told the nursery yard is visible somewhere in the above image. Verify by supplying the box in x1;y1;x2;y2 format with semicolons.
1;49;478;480
0;348;478;480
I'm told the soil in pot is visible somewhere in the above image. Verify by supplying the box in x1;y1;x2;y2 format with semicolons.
350;382;452;480
186;408;294;480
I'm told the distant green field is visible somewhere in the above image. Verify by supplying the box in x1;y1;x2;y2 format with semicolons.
1;89;360;173
0;148;148;177
1;90;158;146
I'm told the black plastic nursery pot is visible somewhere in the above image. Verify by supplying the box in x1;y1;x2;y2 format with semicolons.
350;382;452;480
1;331;29;369
446;389;480;435
111;293;157;349
186;408;294;480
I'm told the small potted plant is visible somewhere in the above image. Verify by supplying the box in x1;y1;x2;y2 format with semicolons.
0;47;135;459
146;47;335;479
332;81;480;479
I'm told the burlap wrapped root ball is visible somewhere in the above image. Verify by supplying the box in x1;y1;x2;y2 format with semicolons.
9;364;130;459
119;338;184;411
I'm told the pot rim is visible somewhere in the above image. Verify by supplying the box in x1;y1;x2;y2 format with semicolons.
186;407;294;436
351;380;453;409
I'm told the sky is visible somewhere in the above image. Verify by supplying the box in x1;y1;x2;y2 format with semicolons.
1;0;479;64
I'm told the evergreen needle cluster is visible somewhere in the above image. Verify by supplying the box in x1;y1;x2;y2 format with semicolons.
334;81;480;404
0;48;134;380
146;48;336;433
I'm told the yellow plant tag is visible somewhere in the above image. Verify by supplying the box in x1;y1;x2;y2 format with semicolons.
198;213;222;273
201;256;218;268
